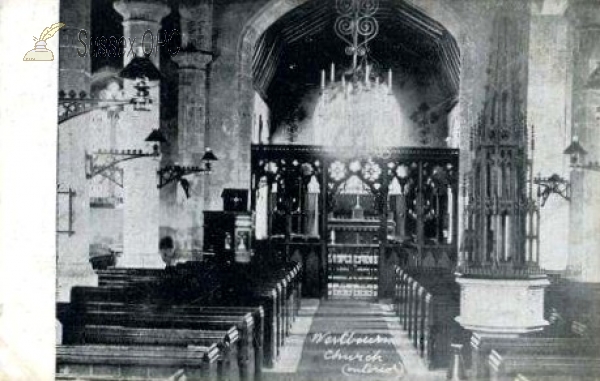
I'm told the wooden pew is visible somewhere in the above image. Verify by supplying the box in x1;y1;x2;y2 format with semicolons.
97;261;301;353
471;333;594;380
57;344;219;381
63;309;257;381
394;266;464;369
69;282;279;369
488;348;600;381
80;325;240;381
96;268;164;287
78;301;264;378
514;373;600;381
57;371;185;381
72;261;301;371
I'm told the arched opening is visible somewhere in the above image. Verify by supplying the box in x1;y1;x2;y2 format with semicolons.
247;0;460;147
247;0;462;299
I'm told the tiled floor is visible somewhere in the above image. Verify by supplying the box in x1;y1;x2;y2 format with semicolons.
264;299;447;381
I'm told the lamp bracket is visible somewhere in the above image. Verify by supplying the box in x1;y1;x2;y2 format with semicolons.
571;162;600;172
533;174;571;207
86;150;159;181
157;164;211;189
58;87;154;124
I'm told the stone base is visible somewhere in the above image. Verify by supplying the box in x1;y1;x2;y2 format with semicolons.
455;275;550;337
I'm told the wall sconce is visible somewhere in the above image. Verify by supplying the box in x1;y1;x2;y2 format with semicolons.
119;55;162;112
85;129;167;185
157;148;218;198
563;136;600;172
58;54;162;123
533;173;570;207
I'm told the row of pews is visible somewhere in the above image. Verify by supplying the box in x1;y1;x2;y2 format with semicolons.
56;260;302;381
473;276;600;381
393;266;468;369
473;332;600;381
394;266;600;381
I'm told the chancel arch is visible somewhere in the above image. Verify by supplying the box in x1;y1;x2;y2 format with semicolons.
243;0;463;299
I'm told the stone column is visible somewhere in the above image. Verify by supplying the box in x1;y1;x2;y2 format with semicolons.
171;51;212;256
114;0;170;268
565;0;600;282
114;1;171;67
59;0;91;93
162;2;213;256
57;0;96;302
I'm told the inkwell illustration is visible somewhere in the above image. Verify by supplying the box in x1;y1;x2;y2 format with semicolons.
23;22;65;61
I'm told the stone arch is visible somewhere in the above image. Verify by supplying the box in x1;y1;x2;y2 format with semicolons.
236;0;465;92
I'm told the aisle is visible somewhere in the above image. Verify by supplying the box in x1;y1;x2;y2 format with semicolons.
265;299;446;381
295;300;406;381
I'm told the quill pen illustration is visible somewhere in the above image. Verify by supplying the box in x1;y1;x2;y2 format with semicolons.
24;22;66;61
38;22;65;41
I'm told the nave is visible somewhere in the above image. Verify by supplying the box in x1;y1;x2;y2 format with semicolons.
56;258;600;381
56;258;447;381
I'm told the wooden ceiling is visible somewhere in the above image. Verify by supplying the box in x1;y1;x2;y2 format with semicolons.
252;0;460;123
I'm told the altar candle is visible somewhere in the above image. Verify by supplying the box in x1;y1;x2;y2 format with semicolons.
330;63;335;83
321;70;325;90
342;75;346;96
388;69;392;90
365;64;370;86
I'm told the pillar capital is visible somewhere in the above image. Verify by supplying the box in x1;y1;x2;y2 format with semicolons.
566;0;600;29
172;50;213;71
113;1;171;23
178;1;213;51
114;1;171;68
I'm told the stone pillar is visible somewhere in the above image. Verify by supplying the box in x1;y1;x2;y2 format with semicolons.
113;1;171;67
114;0;170;268
565;0;600;283
56;0;96;302
567;0;600;163
171;51;212;255
163;2;214;256
59;0;91;93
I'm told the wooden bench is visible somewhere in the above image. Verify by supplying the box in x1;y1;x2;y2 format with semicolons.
80;325;240;381
514;373;600;381
68;283;280;369
57;344;219;381
93;261;301;357
77;265;289;356
488;348;600;381
471;333;595;380
62;309;257;381
394;266;464;369
57;371;185;381
77;301;265;376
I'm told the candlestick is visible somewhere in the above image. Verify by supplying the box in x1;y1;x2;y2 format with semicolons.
330;63;335;83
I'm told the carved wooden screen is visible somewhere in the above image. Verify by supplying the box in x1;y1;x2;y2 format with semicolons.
251;145;459;266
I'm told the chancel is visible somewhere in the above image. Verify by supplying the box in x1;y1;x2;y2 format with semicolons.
53;0;600;380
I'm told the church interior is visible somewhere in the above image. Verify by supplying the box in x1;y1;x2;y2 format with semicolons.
51;0;600;380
